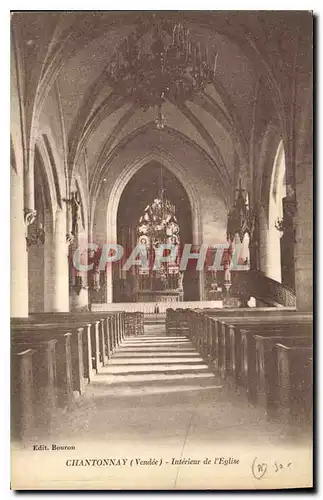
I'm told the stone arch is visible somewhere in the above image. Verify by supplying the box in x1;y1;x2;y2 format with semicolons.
256;122;282;217
35;133;64;215
105;150;202;247
27;131;67;312
93;150;203;303
90;125;229;206
40;133;64;208
28;139;57;312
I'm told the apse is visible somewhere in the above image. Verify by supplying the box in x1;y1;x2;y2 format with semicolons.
115;161;199;302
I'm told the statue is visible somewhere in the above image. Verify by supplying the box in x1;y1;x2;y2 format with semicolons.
71;191;82;236
177;272;184;290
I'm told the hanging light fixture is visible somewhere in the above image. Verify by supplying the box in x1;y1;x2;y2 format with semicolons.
106;19;218;128
138;165;176;245
136;165;181;292
226;179;253;243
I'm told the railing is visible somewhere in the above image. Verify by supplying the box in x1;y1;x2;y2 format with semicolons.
230;270;296;308
92;300;223;315
93;271;296;313
251;271;296;307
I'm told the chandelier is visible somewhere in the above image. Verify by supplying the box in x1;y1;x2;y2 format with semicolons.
136;171;182;291
106;21;218;128
137;167;178;247
226;180;254;243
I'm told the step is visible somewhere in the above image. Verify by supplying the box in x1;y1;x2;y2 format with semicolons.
101;364;210;375
116;348;197;353
91;371;217;387
108;357;205;365
87;382;222;396
120;340;192;347
113;352;201;359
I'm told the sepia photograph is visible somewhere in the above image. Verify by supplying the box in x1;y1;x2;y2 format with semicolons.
10;9;313;490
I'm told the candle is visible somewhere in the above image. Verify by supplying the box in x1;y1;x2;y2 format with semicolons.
213;52;218;76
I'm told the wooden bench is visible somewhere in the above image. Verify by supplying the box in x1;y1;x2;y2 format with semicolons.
12;337;58;427
11;348;36;441
254;335;312;413
205;315;311;378
124;312;144;336
30;311;126;365
184;309;312;361
224;324;310;400
13;322;85;394
276;343;313;424
187;309;312;376
184;311;312;408
166;309;190;337
12;325;74;407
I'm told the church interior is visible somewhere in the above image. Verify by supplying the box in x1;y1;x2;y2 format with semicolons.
11;11;313;489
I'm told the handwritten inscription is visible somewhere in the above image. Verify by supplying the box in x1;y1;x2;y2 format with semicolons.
252;457;292;480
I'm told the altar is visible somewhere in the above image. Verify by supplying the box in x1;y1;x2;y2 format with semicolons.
136;289;183;303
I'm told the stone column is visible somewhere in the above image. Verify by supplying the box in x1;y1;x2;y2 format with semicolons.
106;265;113;303
24;152;35;212
52;209;69;312
43;209;53;312
27;227;44;313
294;159;313;311
11;168;29;317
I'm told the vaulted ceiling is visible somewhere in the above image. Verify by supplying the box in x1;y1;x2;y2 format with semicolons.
12;11;312;204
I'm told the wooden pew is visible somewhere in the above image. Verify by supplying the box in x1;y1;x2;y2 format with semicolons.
184;308;312;357
11;348;36;441
186;309;312;376
210;315;312;380
12;321;85;395
17;314;108;378
254;335;312;413
124;312;144;337
166;309;190;337
276;343;313;424
11;325;74;408
186;310;312;393
225;319;311;385
12;337;58;428
29;311;124;366
167;308;313;418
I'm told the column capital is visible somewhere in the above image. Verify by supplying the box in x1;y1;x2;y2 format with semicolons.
24;208;37;226
66;233;75;246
